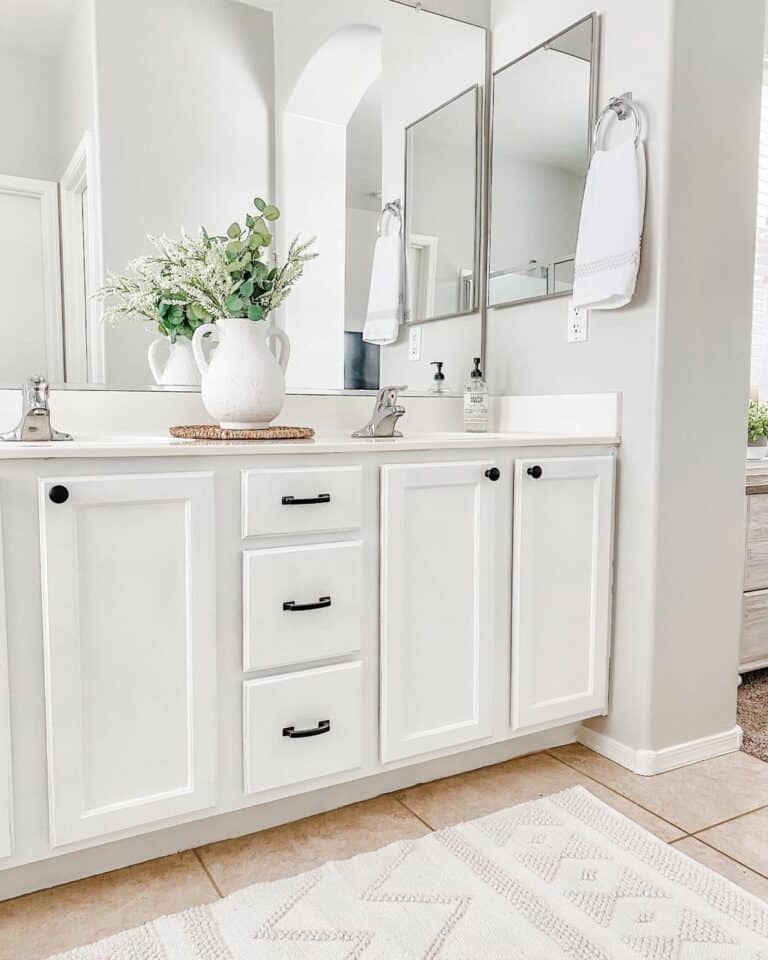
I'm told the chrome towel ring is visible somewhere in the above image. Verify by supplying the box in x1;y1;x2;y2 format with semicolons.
592;92;642;152
377;199;403;237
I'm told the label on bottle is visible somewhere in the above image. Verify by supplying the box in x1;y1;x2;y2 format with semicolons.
464;391;489;426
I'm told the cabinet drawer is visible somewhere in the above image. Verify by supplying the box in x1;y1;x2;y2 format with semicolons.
742;590;768;668
242;466;362;538
243;662;362;794
243;541;362;671
746;495;768;590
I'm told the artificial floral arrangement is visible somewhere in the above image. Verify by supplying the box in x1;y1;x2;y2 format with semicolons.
94;198;317;340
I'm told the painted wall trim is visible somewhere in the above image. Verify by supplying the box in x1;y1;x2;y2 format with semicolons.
577;723;743;776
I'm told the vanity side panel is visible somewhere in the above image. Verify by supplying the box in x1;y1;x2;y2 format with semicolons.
0;508;12;859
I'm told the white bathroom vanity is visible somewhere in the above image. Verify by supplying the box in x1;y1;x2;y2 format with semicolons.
0;427;617;897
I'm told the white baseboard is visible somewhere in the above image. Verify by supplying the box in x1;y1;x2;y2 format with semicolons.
576;724;743;776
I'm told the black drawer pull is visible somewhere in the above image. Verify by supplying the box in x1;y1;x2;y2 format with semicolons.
485;467;501;482
282;494;331;506
49;485;70;504
282;720;331;739
527;465;543;479
283;596;332;612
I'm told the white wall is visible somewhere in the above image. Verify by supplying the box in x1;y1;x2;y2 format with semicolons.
488;0;764;757
0;46;60;182
489;158;583;290
54;0;96;177
346;208;379;334
93;0;274;386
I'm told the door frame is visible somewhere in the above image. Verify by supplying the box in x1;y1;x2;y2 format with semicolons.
0;174;64;383
60;132;105;383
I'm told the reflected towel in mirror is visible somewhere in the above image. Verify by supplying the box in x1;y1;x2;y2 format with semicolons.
572;137;646;310
364;233;405;346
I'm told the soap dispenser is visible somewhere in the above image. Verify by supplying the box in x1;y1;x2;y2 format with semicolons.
464;357;489;433
430;361;447;395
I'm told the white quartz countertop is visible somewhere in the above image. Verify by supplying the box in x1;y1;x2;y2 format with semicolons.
0;430;620;460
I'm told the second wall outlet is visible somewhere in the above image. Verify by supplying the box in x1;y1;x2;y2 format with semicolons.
409;326;422;361
567;301;589;343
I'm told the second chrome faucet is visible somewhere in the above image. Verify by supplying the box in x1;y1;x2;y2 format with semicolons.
352;386;407;439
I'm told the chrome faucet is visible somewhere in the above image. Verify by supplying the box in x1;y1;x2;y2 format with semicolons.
1;377;72;442
352;386;407;439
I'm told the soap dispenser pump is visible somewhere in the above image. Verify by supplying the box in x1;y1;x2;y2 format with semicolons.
430;361;446;395
464;357;489;433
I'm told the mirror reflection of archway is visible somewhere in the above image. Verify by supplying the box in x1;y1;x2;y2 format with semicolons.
281;24;383;391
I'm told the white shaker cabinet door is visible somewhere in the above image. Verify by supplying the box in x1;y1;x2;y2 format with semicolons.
39;472;217;846
380;460;498;763
0;509;12;858
512;456;615;731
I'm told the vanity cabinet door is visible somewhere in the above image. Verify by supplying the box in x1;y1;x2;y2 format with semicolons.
380;460;498;763
512;456;615;731
39;472;217;846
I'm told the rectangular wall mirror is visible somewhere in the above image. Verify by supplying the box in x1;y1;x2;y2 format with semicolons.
487;14;598;309
0;0;487;394
405;85;482;324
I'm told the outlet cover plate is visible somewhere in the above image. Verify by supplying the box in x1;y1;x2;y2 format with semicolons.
568;301;588;343
409;326;422;361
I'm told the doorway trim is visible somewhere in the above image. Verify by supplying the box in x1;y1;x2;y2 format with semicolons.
61;132;105;382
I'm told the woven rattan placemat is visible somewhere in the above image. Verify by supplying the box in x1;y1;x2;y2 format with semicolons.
170;425;314;441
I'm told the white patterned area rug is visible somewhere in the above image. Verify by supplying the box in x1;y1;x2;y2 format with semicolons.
51;786;768;959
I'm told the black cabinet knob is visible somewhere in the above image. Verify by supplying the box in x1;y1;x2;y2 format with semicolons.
49;485;70;504
527;465;543;479
485;467;501;482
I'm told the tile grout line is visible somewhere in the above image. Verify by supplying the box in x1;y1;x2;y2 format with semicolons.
547;749;768;840
688;833;768;882
543;751;688;834
394;796;436;833
192;848;224;899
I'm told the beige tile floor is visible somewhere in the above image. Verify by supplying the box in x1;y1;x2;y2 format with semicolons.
4;745;768;960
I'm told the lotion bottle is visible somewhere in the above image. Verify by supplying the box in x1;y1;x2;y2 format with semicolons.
464;357;489;433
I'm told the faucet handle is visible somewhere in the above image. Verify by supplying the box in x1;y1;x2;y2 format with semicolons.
378;385;408;406
23;376;50;407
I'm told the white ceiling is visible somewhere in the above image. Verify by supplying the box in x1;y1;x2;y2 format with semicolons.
0;0;77;55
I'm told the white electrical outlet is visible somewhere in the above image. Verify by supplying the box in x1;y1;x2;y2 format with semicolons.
409;326;422;361
567;301;588;343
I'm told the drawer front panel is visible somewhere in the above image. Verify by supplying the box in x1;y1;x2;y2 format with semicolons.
244;662;363;794
742;590;768;667
242;467;362;538
747;495;768;590
243;541;362;671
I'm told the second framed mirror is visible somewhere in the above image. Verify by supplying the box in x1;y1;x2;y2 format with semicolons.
488;14;599;309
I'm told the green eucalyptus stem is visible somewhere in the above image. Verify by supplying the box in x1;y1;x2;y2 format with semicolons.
93;196;318;338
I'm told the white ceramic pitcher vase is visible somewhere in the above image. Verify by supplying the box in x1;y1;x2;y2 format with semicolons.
192;317;291;428
147;337;201;386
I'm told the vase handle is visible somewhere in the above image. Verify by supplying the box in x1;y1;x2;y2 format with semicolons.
192;323;218;375
266;326;291;373
147;338;166;384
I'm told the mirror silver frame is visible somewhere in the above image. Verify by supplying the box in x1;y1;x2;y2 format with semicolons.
486;12;600;313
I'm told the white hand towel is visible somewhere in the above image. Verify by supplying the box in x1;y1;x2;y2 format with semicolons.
572;136;646;310
363;234;404;346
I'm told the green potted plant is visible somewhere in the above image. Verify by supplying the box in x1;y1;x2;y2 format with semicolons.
748;399;768;459
94;198;316;397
